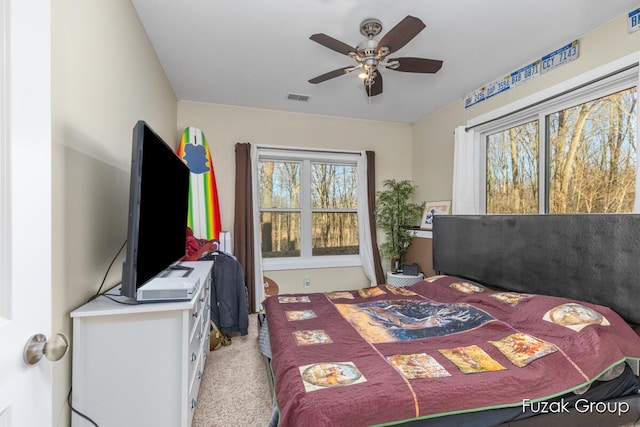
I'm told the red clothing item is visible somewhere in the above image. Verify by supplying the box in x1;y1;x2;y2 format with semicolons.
185;227;211;258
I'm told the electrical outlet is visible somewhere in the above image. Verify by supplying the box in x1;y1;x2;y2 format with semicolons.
304;277;311;288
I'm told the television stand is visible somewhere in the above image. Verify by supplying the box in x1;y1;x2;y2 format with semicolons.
70;261;213;427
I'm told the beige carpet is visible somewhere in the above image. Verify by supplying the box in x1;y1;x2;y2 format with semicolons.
193;314;273;427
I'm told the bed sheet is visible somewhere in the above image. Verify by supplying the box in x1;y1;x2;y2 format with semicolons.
264;275;640;427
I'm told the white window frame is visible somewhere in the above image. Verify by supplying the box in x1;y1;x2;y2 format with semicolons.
469;54;640;214
257;147;363;271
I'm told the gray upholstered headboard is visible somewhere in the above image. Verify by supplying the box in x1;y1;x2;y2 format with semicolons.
432;214;640;325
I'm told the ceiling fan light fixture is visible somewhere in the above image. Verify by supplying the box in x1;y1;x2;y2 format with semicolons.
307;15;442;99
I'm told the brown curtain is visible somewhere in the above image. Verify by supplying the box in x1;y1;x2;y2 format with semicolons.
367;151;385;284
234;143;256;312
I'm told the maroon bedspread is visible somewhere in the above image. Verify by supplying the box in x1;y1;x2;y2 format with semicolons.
264;275;640;427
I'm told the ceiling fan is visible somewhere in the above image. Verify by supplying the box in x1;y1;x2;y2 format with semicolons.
308;15;443;97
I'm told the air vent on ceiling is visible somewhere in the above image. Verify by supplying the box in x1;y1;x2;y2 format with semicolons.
287;93;310;102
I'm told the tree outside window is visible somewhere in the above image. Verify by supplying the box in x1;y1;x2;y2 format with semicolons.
310;163;359;256
259;160;301;258
548;88;636;213
259;156;359;262
486;86;636;214
486;121;538;214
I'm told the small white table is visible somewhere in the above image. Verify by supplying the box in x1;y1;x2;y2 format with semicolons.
386;271;424;287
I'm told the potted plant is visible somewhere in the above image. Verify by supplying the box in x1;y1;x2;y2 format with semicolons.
374;179;425;271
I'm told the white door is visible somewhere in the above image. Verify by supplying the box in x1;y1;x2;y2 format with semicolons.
0;1;53;426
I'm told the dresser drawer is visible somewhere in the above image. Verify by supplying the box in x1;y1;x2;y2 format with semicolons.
187;352;206;427
189;285;206;336
188;311;207;381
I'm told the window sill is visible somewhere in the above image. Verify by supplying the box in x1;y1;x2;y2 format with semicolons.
409;229;433;238
262;255;362;271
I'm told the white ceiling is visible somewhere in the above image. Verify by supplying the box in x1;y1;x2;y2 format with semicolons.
130;0;638;124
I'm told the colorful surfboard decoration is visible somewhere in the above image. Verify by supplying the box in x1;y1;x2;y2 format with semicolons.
177;127;221;241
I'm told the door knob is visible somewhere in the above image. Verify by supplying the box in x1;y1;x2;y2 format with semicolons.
23;333;69;365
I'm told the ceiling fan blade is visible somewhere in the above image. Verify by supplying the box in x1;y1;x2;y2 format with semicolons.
308;67;352;84
364;72;383;97
377;15;426;55
389;57;443;73
310;33;355;56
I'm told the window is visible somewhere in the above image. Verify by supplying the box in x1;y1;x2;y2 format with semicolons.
481;66;638;214
259;160;301;258
486;121;539;213
547;88;637;213
257;148;361;270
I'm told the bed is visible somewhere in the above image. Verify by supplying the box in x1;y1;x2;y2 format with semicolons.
262;214;640;427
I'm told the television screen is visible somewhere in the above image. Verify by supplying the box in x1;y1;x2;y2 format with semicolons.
121;120;190;299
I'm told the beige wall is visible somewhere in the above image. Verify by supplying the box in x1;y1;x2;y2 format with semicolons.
412;101;465;205
51;1;177;425
412;13;640;204
177;102;413;293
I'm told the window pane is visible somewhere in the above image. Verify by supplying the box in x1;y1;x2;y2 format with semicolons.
311;212;359;256
260;211;300;258
311;163;357;209
548;87;637;213
259;161;300;208
486;121;539;213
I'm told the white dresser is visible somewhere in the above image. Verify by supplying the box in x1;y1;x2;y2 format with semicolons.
70;261;212;427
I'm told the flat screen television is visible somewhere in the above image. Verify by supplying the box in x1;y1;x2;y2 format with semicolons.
120;120;190;299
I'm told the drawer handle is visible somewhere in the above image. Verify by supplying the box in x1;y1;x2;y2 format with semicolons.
198;331;203;340
192;311;198;318
197;370;202;380
191;398;197;410
191;352;197;362
199;296;205;303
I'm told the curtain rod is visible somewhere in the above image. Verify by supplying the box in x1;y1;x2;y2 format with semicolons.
465;62;639;132
256;144;362;156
